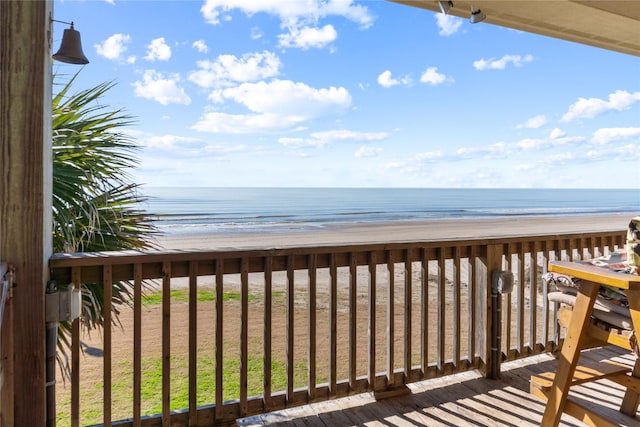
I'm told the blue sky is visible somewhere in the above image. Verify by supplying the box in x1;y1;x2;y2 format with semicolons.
53;0;640;188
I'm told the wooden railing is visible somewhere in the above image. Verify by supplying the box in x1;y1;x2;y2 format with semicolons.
49;230;625;426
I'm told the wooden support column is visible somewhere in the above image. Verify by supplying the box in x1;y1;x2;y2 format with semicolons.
477;244;503;378
0;1;53;426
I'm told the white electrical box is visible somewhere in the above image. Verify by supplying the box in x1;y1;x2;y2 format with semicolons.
46;285;82;323
59;285;82;322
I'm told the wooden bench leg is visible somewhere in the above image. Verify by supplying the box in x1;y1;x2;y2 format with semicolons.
541;281;599;427
621;289;640;416
620;358;640;415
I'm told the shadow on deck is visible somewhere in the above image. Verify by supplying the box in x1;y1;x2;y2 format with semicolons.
238;346;639;427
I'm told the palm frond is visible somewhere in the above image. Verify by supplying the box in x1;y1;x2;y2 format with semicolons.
52;72;160;374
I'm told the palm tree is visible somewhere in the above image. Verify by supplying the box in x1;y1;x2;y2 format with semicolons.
52;73;158;371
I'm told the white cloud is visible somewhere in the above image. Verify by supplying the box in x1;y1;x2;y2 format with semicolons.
194;112;303;134
280;130;388;148
456;142;508;158
143;134;204;150
250;27;263;40
548;132;585;146
419;67;448;85
278;24;337;50
218;79;351;116
132;70;191;105
377;70;411;88
515;163;535;171
193;79;352;134
200;0;373;52
561;90;640;122
200;143;249;156
94;33;131;61
473;54;534;70
200;0;374;29
545;152;575;164
386;151;444;173
377;70;399;88
414;151;445;161
192;39;209;53
140;134;249;160
284;151;313;158
145;37;172;61
549;128;566;139
591;127;640;144
517;114;547;129
278;137;321;148
586;144;640;161
515;138;546;150
189;51;281;88
435;14;462;36
452;133;585;160
355;146;383;157
311;130;388;142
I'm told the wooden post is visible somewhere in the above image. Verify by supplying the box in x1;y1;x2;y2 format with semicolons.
477;244;503;378
0;1;53;426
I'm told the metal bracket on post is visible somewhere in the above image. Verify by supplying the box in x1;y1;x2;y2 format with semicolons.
0;263;13;327
490;270;514;379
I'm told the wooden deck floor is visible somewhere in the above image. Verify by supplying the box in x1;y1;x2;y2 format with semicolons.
237;347;639;426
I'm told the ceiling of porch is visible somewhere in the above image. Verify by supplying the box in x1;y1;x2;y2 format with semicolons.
390;1;640;57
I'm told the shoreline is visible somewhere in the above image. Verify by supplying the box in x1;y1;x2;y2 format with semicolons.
155;212;633;251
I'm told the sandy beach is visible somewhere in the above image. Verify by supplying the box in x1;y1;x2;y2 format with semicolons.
156;213;633;250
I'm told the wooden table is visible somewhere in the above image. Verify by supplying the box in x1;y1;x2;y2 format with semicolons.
538;260;640;426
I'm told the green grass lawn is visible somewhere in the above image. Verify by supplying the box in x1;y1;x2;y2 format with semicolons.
56;348;307;426
141;288;264;305
55;289;301;426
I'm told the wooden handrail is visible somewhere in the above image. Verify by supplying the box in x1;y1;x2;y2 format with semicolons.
50;230;625;426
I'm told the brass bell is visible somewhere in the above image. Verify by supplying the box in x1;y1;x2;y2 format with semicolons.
53;22;89;65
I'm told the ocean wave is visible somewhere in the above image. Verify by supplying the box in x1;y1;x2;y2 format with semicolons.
143;187;638;235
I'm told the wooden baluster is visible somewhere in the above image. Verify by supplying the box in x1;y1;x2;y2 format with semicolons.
133;264;142;427
437;248;445;372
307;254;317;400
403;250;412;378
71;267;81;427
161;261;171;427
528;242;537;351
103;265;112;427
421;248;429;377
286;255;295;402
453;247;461;369
349;253;357;389
215;259;224;420
329;254;338;395
386;251;395;386
240;258;249;416
541;241;550;348
263;257;273;411
467;248;476;367
501;244;513;359
516;243;525;355
368;252;377;389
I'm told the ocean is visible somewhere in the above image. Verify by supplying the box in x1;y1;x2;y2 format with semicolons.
141;187;639;236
